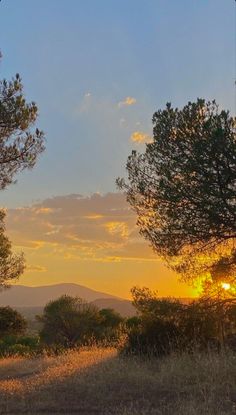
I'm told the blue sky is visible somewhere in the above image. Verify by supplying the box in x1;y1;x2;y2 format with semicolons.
0;0;234;208
0;1;235;296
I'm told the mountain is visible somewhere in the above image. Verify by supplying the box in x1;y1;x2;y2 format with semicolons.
0;283;119;308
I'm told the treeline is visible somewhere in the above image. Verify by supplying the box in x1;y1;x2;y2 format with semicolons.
0;288;236;357
0;296;124;356
124;287;236;356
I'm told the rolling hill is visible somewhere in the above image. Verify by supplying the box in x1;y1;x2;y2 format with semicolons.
0;283;119;308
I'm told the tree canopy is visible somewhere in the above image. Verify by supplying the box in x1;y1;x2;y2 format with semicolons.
0;210;25;287
0;306;27;338
39;295;102;347
0;54;45;287
117;99;236;291
0;67;45;189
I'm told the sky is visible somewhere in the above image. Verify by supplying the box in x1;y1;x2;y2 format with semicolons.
0;0;235;298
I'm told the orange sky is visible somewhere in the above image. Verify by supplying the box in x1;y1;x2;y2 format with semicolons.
6;193;197;299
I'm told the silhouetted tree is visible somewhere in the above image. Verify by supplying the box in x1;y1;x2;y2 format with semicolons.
98;308;123;343
39;295;101;347
0;306;27;338
0;61;45;189
0;210;25;287
0;53;45;286
117;100;236;285
124;286;236;355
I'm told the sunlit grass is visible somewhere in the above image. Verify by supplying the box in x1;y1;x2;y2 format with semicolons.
0;348;235;414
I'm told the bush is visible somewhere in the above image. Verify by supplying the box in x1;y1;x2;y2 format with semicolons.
0;306;27;338
0;335;40;357
39;295;101;348
122;318;181;356
121;287;236;357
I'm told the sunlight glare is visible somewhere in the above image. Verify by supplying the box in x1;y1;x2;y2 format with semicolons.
221;282;230;291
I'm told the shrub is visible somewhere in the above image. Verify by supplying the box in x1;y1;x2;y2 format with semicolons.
39;295;103;347
0;306;27;338
0;335;40;357
121;287;236;356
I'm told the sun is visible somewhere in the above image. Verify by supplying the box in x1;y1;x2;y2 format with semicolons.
221;282;231;291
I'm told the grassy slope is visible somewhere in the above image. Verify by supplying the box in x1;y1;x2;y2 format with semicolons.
0;348;235;414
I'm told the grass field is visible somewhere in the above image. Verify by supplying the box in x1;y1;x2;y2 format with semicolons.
0;348;235;414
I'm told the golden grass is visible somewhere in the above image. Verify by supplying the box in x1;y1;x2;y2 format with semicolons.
0;348;235;414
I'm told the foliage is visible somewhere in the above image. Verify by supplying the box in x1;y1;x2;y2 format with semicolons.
117;99;236;286
0;306;27;338
122;287;236;356
98;308;124;343
0;335;40;357
39;296;125;348
0;211;25;287
39;295;101;347
125;316;141;329
0;61;45;190
0;54;45;287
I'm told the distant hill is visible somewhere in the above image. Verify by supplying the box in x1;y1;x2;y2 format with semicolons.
0;284;195;321
0;283;119;308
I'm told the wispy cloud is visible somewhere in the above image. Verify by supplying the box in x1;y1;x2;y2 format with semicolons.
26;265;47;273
4;193;191;298
6;193;157;264
118;96;137;108
130;131;152;144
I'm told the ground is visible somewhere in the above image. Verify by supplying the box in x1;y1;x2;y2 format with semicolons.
0;348;235;414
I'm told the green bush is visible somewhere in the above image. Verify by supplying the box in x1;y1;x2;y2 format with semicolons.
0;335;41;357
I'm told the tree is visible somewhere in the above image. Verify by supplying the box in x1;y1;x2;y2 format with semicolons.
98;308;123;343
39;295;101;347
0;53;45;286
99;308;123;329
124;286;236;354
0;210;25;287
0;66;45;189
0;306;27;338
117;99;236;289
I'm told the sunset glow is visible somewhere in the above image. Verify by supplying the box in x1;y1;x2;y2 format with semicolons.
0;0;234;299
221;282;231;291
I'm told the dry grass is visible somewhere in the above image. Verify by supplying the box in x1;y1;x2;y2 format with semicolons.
0;347;235;414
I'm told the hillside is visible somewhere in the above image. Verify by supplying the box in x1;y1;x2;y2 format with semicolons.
0;283;119;308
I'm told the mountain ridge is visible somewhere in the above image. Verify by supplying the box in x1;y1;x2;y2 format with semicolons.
0;283;121;308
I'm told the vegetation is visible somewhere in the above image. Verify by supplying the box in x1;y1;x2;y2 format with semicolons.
0;289;235;360
0;335;40;357
122;287;236;356
38;295;124;348
0;54;45;287
117;99;236;292
0;306;27;338
0;212;25;287
0;348;235;414
0;53;45;190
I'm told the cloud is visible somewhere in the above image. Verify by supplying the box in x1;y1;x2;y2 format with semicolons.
118;97;137;108
104;221;129;238
130;131;153;144
6;193;158;264
26;265;47;273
